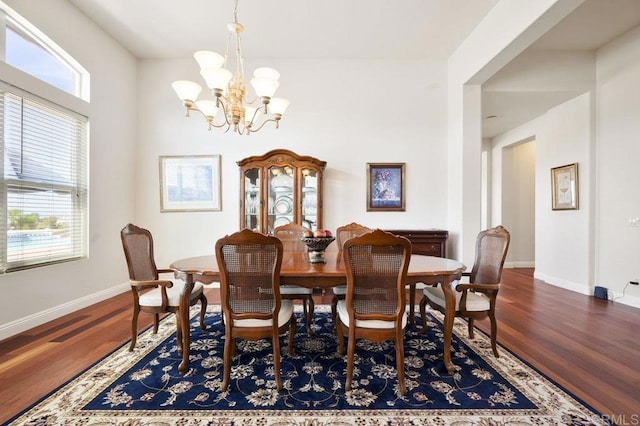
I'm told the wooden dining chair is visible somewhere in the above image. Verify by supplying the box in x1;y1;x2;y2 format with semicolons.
120;223;207;352
331;222;372;327
273;222;315;336
419;225;510;357
336;229;411;395
215;229;296;391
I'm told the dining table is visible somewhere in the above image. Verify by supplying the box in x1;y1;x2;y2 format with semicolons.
170;247;465;375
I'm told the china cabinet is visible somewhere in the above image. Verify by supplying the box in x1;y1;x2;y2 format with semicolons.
238;149;326;234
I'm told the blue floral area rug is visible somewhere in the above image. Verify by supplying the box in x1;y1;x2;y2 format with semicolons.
8;306;610;425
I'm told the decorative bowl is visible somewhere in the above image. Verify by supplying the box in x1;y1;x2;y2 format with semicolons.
300;237;335;263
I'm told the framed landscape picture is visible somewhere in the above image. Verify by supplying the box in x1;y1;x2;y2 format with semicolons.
367;163;406;211
159;155;221;212
551;162;578;210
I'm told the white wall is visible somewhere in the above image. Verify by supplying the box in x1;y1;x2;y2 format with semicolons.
136;58;450;268
0;0;138;339
595;26;640;306
492;93;593;295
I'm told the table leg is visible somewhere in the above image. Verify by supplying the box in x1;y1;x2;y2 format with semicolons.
440;275;456;374
178;274;194;374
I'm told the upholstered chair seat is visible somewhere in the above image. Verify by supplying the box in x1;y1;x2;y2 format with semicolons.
231;299;294;328
422;282;491;312
138;281;205;307
337;300;408;329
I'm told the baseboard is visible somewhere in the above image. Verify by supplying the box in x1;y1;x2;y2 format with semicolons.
505;261;535;268
0;281;130;341
533;271;591;295
533;272;640;309
606;291;640;309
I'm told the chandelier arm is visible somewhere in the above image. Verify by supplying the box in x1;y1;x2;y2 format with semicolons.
243;95;259;105
246;107;261;125
216;98;233;127
247;117;277;133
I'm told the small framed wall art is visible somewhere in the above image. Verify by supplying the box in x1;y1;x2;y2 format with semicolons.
551;162;578;210
367;163;406;212
159;155;221;212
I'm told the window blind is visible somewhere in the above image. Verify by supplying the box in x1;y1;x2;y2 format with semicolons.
0;88;88;272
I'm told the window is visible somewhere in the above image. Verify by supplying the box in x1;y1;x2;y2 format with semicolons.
0;4;89;272
5;23;80;96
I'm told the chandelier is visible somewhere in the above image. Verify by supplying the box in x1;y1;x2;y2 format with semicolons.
171;0;289;135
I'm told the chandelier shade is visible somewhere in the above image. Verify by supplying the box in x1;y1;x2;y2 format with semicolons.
171;81;202;104
171;0;289;135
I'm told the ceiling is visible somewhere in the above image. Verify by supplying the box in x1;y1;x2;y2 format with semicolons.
67;0;500;60
69;0;640;137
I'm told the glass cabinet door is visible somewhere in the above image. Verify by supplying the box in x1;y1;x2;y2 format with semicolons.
301;168;318;230
238;149;325;234
243;168;261;231
268;165;294;233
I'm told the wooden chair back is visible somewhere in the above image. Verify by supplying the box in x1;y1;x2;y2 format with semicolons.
343;229;411;321
468;225;511;285
336;222;372;253
215;229;284;322
273;222;307;252
121;223;158;282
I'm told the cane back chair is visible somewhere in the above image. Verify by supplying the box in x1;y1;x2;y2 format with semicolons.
331;222;372;326
336;229;412;395
273;222;315;336
120;223;207;352
419;225;510;357
215;229;296;391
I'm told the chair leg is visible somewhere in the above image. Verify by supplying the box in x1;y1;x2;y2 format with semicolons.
331;295;344;334
199;294;208;331
468;318;475;339
305;295;315;336
419;296;428;334
222;330;233;391
129;308;140;351
395;332;406;396
175;314;183;356
272;328;283;391
336;319;345;356
345;328;356;391
489;312;499;358
331;296;338;333
288;316;296;356
408;284;416;326
153;313;160;334
301;297;308;329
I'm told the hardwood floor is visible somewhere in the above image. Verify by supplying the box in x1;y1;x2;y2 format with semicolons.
1;268;638;423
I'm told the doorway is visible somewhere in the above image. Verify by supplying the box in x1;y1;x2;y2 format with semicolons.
501;139;536;268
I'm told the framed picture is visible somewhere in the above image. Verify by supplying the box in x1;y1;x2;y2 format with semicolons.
551;163;578;210
159;155;221;212
367;163;406;211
